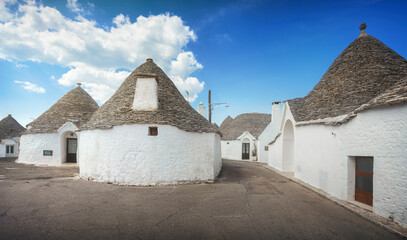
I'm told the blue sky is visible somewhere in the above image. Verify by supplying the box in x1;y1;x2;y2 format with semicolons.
1;0;407;126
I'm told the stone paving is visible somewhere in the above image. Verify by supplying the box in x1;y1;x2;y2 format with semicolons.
0;157;404;240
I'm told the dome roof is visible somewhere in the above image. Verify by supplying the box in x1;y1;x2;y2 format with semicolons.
26;85;99;134
288;26;407;123
82;59;218;133
0;115;25;139
219;113;271;140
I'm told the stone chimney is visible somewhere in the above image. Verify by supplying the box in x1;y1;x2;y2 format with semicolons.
271;102;281;123
196;102;207;119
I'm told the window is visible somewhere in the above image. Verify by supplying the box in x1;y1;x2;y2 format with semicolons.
149;127;158;136
43;150;53;156
6;145;14;154
264;146;269;151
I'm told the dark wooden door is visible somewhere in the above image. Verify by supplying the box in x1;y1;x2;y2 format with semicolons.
355;157;373;206
67;138;77;163
242;143;250;160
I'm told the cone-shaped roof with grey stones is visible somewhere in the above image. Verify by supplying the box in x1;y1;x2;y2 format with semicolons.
219;116;234;133
82;59;218;133
0;115;25;139
25;84;99;134
219;113;271;140
288;24;407;123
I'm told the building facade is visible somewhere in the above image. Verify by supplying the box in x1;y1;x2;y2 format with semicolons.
268;25;407;227
78;59;221;186
0;114;25;158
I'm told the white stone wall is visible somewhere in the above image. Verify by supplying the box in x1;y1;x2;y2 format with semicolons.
221;137;258;161
221;140;242;160
17;122;79;166
0;138;20;158
258;123;273;163
78;124;221;186
268;104;407;227
17;133;61;165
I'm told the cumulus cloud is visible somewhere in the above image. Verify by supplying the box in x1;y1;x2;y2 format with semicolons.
0;1;205;103
58;66;130;102
66;0;82;13
14;81;46;93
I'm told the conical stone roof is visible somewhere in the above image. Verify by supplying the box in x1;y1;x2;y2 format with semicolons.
219;113;271;140
82;59;218;133
219;116;234;133
25;85;99;134
288;26;407;123
0;115;25;139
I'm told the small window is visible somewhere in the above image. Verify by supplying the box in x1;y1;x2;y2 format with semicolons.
227;142;229;144
149;127;158;136
43;150;53;156
265;146;269;151
6;145;14;154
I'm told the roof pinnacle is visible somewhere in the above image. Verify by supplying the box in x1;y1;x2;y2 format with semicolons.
359;23;368;37
77;83;82;87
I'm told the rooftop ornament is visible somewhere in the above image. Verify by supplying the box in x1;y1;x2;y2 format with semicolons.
359;23;368;37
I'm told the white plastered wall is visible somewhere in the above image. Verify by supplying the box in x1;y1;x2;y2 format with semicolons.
268;103;407;227
17;122;79;166
258;104;282;163
78;124;221;186
221;132;257;161
0;138;20;158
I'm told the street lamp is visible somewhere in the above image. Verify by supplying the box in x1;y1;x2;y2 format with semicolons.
208;89;228;123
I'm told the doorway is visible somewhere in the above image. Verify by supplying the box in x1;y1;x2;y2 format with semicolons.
66;138;78;163
355;157;373;206
282;120;294;171
242;139;250;160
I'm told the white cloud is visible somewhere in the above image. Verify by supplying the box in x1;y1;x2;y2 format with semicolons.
0;1;205;103
66;0;82;13
14;80;46;93
170;51;203;79
58;66;130;102
172;76;204;103
0;0;16;22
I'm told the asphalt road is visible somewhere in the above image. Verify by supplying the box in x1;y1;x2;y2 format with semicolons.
0;158;403;240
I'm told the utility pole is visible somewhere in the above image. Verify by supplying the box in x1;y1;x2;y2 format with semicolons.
208;90;212;123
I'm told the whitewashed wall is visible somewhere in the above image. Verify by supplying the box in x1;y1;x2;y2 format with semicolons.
258;123;273;163
221;140;242;160
17;133;61;165
221;133;257;161
0;138;20;158
17;122;79;166
258;103;282;163
78;124;221;186
268;104;407;227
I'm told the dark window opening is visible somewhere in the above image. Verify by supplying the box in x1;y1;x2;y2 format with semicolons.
6;145;14;154
43;150;53;156
265;146;269;151
149;127;158;136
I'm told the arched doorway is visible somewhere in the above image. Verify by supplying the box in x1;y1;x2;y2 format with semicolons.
282;120;294;171
242;138;250;160
61;131;78;163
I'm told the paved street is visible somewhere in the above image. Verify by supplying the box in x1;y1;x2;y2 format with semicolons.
0;158;403;240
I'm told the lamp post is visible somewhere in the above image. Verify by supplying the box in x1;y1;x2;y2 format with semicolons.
208;89;228;123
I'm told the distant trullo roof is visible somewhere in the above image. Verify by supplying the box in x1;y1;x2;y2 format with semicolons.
82;59;218;133
25;85;99;134
0;115;25;139
219;113;271;140
288;24;407;124
219;116;233;132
